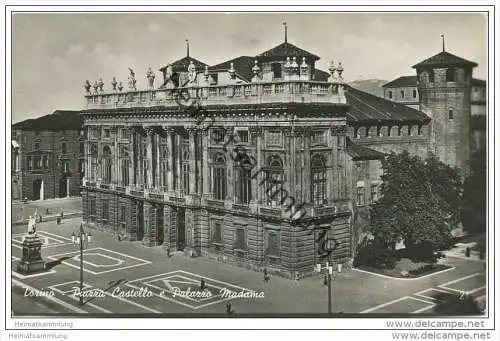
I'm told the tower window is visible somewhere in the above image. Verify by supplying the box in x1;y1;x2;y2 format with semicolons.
413;89;417;98
272;63;282;79
400;90;405;98
388;91;393;99
446;68;456;82
448;109;454;119
428;70;435;83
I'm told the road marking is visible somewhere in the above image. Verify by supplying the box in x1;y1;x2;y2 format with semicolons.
37;230;74;242
67;295;112;313
438;272;481;287
73;253;125;267
353;266;456;281
412;304;436;314
46;247;151;275
101;290;161;314
125;281;196;310
414;287;453;302
49;281;92;295
361;296;412;313
178;270;258;292
12;279;87;314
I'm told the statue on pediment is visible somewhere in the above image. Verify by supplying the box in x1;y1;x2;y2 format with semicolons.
128;68;137;90
146;67;155;89
187;61;197;84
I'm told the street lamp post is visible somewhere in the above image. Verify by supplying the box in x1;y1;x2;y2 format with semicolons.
72;223;92;306
315;262;334;315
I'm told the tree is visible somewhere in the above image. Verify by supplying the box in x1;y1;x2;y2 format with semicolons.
461;149;486;236
369;151;462;262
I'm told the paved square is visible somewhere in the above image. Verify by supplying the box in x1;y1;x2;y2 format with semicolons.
414;288;459;302
12;231;72;249
126;270;260;310
439;273;485;294
361;296;435;314
46;247;151;275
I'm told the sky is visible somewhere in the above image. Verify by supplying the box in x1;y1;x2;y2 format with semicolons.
11;12;487;123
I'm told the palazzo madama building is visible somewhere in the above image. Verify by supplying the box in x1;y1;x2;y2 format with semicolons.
80;35;478;279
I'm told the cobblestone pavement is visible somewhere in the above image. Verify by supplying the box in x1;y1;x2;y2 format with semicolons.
10;217;487;316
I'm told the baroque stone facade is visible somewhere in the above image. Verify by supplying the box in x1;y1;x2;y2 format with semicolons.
78;39;477;278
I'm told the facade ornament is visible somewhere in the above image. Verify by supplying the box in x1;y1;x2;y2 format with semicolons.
328;60;337;82
98;78;104;92
336;62;344;80
111;77;118;91
146;67;155;89
331;125;347;136
128;68;137;90
117;82;123;92
187;61;197;84
228;62;236;79
291;57;299;79
84;80;91;94
92;80;99;94
300;57;309;81
284;57;292;80
145;126;155;136
251;60;261;83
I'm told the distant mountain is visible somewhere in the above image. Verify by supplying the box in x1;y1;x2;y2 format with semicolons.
348;79;388;98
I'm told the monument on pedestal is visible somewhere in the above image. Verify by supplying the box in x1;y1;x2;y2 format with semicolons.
17;211;46;274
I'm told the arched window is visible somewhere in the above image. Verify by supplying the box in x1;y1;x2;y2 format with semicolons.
234;154;253;205
102;146;112;184
181;147;190;194
160;145;169;190
61;142;67;154
79;142;85;155
264;155;284;207
311;155;327;206
213;154;227;201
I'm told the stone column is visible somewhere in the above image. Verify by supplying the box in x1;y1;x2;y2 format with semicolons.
202;129;210;197
303;128;311;204
145;127;154;189
128;127;135;186
196;132;202;195
226;129;234;202
164;126;175;192
176;134;182;193
112;126;119;186
155;129;161;188
187;126;197;195
136;128;143;188
249;126;262;205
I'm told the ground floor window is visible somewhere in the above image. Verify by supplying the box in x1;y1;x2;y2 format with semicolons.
266;230;280;263
119;204;127;232
211;220;223;245
234;224;247;251
102;200;109;224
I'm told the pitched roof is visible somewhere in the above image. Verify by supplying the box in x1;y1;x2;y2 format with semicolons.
159;56;208;73
346;137;386;161
210;56;255;82
12;110;83;131
472;78;486;87
257;42;320;61
383;76;417;88
345;86;430;124
412;51;478;69
314;69;330;82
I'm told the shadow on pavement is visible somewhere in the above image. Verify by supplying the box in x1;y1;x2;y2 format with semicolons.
45;256;72;270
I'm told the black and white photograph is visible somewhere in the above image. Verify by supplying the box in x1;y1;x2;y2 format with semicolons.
2;3;498;340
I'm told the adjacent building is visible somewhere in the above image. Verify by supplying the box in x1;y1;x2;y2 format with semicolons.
12;110;85;200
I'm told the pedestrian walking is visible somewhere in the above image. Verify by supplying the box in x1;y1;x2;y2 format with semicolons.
226;302;233;315
263;268;270;282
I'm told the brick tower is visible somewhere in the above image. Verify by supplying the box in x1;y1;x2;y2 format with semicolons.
412;38;477;175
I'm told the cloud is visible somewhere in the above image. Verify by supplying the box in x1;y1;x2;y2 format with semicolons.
66;43;84;56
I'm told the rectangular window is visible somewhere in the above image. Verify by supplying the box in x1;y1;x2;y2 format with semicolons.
235;224;247;250
418;125;423;136
449;109;454;119
79;142;85;155
235;168;252;204
413;89;417;98
388;91;392;99
27;156;33;170
266;131;283;147
102;200;109;223
121;128;131;140
236;130;249;144
212;220;223;244
121;159;130;186
43;155;49;169
161;161;168;189
311;131;325;145
266;230;280;257
34;156;41;170
213;167;227;201
446;68;456;82
400;90;405;98
89;198;96;222
356;187;365;206
429;70;435;83
272;63;282;79
103;129;110;139
370;185;378;204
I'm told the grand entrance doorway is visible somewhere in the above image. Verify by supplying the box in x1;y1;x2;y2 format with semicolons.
33;179;43;200
177;207;185;251
137;201;144;241
156;204;164;245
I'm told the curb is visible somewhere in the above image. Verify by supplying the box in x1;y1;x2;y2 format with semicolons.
12;212;83;226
